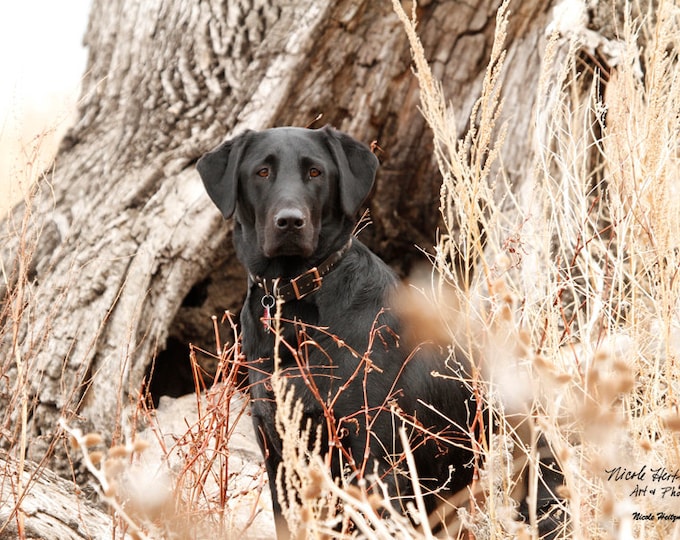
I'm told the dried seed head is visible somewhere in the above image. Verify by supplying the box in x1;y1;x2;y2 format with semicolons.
489;278;508;297
303;483;321;501
588;367;601;386
598;380;618;403
518;329;531;348
534;355;551;370
69;435;79;450
600;493;614;517
663;413;680;431
516;529;532;540
593;349;610;364
612;359;630;374
104;457;126;479
303;468;324;500
498;303;512;322
558;447;571;463
345;484;363;500
103;480;118;498
367;493;383;511
132;439;150;454
391;277;462;347
614;373;635;394
108;444;129;458
554;373;573;385
82;433;104;448
556;484;571;499
89;451;104;466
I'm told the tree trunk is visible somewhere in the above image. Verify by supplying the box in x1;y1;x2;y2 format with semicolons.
0;452;113;539
1;0;565;468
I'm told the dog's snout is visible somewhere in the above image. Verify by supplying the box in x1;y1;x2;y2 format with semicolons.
264;205;316;257
274;208;306;231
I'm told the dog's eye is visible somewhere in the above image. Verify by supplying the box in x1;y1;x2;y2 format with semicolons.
256;167;270;179
309;167;322;178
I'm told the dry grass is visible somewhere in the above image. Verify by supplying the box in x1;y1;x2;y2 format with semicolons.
0;94;77;215
0;135;62;538
58;312;272;539
387;0;680;539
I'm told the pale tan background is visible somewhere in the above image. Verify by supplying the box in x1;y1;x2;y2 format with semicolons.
0;0;90;214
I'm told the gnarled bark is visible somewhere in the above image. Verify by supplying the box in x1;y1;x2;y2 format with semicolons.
0;453;113;539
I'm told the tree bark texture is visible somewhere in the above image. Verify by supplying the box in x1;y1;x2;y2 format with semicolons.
1;0;566;467
0;453;113;539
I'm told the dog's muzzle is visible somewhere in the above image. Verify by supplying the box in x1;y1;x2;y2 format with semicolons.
262;206;316;258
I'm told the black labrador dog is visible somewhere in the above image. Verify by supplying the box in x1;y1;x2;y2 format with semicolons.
197;126;561;537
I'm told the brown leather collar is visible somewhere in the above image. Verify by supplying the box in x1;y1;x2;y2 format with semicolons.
250;239;353;303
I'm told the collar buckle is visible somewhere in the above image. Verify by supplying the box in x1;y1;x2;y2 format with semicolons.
288;267;322;300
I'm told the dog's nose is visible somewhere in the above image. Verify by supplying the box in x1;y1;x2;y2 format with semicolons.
274;208;306;230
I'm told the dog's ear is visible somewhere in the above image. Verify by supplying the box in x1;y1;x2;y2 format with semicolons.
196;131;251;219
322;126;379;217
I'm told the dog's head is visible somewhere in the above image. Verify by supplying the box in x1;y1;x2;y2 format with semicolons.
197;126;378;261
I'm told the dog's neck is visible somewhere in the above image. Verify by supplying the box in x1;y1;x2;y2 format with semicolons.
248;238;353;303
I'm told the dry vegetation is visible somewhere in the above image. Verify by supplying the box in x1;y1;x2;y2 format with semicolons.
386;1;680;538
2;1;680;539
0;94;76;215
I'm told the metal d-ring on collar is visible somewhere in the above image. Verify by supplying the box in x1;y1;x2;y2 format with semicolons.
250;238;353;304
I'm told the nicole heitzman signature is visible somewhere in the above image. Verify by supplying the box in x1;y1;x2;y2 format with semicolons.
633;512;680;522
604;465;680;483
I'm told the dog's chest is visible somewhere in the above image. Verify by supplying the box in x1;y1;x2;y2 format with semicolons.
241;290;332;368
